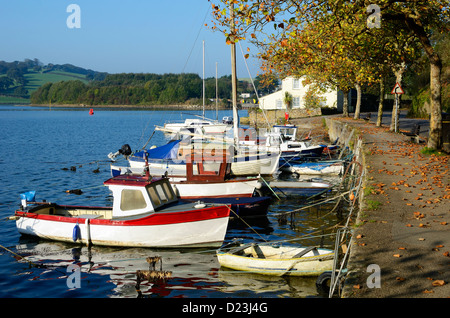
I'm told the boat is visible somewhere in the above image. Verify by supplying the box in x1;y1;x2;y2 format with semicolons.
279;160;344;175
216;242;334;276
262;180;332;197
185;196;271;219
13;168;231;248
113;150;264;199
124;139;280;177
164;118;230;135
170;151;263;199
239;125;324;159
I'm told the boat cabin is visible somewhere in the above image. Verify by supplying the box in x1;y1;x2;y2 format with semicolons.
104;175;177;218
271;125;298;141
185;151;232;183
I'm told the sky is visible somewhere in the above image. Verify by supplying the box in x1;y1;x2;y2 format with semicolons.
0;0;261;78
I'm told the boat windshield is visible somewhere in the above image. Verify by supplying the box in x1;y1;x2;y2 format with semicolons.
146;180;176;210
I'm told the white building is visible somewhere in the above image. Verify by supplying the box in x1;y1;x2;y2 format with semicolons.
258;77;337;110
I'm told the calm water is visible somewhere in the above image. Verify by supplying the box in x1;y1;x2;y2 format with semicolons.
0;105;344;299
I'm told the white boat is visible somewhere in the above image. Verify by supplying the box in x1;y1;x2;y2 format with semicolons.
13;170;230;248
240;125;324;158
127;140;280;176
279;160;344;175
114;151;263;199
217;242;334;276
164;118;230;135
263;180;332;196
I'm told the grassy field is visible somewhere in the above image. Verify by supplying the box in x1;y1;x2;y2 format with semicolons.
24;70;89;93
0;70;89;104
0;95;30;104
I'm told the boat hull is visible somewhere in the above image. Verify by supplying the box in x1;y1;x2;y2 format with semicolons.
128;153;280;176
185;196;272;219
264;181;332;196
15;203;230;248
280;161;344;175
217;245;334;276
171;179;261;199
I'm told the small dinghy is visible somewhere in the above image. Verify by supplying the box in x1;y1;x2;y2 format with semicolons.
217;242;334;276
280;160;344;175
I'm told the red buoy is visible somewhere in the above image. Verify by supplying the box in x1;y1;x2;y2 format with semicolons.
89;108;94;115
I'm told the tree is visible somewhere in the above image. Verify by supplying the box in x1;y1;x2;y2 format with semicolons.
210;0;449;149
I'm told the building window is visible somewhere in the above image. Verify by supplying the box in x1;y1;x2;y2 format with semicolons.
293;78;301;89
276;99;283;109
293;96;301;108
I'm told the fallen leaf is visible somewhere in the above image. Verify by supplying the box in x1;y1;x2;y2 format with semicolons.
431;280;446;287
393;254;402;258
398;247;407;250
423;289;434;294
396;277;406;282
353;284;361;289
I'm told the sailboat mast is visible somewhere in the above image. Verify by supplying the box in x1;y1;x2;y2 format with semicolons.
230;4;239;147
216;62;218;121
202;40;205;119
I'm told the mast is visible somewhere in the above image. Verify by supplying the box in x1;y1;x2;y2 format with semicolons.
202;40;205;119
230;3;239;148
216;62;218;121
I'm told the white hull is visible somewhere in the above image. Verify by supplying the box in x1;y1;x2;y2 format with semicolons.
128;153;280;176
16;214;229;248
282;165;343;175
171;179;260;199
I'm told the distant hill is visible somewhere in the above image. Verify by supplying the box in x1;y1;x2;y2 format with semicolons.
0;59;107;104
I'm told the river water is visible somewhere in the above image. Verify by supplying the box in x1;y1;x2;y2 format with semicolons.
0;105;345;299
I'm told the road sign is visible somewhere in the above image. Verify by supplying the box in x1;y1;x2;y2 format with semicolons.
391;82;405;95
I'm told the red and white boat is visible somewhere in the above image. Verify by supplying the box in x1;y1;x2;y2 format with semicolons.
14;170;230;248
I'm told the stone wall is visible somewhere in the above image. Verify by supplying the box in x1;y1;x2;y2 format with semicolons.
244;107;322;127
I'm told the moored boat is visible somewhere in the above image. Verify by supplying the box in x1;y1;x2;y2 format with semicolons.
13;171;231;248
262;180;332;197
279;160;344;175
217;242;334;276
112;151;264;199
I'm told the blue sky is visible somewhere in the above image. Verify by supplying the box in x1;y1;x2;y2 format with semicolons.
0;0;261;78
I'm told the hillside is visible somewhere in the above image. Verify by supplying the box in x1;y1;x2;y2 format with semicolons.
0;59;106;104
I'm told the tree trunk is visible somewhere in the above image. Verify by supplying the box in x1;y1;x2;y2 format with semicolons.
376;79;384;127
390;63;405;132
342;89;349;117
354;82;362;119
404;18;442;149
428;60;442;149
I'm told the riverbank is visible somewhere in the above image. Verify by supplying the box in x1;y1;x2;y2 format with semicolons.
295;113;449;298
27;103;233;110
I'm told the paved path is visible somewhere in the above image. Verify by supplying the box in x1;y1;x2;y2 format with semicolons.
292;112;449;298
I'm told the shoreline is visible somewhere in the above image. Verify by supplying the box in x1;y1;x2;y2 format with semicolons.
26;103;235;110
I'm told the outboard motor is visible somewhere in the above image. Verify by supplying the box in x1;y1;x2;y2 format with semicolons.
119;144;132;157
108;144;132;161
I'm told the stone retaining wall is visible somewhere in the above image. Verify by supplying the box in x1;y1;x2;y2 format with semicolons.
244;107;322;127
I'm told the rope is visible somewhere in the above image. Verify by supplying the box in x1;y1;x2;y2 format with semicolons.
226;206;268;243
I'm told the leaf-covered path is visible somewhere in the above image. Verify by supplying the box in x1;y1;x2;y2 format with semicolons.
292;112;449;297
